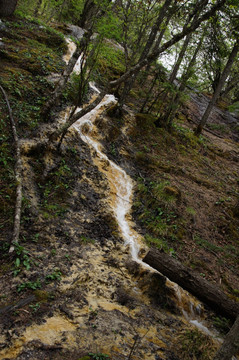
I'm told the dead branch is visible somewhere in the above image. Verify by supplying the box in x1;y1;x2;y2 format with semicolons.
0;85;22;253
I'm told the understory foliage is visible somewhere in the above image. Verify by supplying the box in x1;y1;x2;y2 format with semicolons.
175;329;217;359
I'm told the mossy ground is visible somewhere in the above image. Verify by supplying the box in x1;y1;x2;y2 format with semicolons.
125;110;239;298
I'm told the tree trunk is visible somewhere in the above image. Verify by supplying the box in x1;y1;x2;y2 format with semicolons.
168;32;192;84
213;315;239;360
0;85;22;253
34;0;43;17
118;0;173;108
37;0;226;147
41;29;93;118
157;30;205;128
0;0;17;16
143;249;239;320
195;38;239;136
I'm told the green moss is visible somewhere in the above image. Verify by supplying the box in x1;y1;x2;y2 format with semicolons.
135;113;156;130
93;42;125;85
34;290;50;302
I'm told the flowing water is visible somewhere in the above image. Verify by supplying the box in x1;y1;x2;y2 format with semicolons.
64;38;226;339
71;87;221;339
1;38;234;360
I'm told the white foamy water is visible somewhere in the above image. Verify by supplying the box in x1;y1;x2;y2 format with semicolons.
72;94;145;263
65;44;237;353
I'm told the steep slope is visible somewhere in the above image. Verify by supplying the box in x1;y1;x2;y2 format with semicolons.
0;15;238;360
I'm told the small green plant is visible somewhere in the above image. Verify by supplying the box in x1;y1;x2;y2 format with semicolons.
45;269;62;283
51;249;56;256
17;279;42;292
212;316;231;334
12;242;32;276
32;233;40;243
88;353;110;360
145;234;176;256
110;144;116;156
29;303;40;312
81;236;95;244
186;207;196;216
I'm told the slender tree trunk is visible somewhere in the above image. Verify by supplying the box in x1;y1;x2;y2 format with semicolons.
139;0;173;62
78;0;98;29
34;0;43;17
139;10;172;86
213;315;239;360
118;0;173;108
195;38;239;136
0;85;22;253
140;72;160;113
168;33;192;84
41;29;93;118
0;0;17;16
157;30;205;128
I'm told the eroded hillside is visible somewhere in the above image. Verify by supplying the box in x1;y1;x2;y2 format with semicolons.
0;15;239;360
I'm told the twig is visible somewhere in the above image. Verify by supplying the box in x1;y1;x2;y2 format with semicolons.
127;325;150;359
0;85;22;253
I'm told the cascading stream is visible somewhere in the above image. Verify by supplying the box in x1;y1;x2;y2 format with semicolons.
72;96;146;265
71;92;216;336
65;39;231;345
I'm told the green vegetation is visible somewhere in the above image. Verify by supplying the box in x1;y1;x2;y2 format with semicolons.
80;235;95;244
93;42;125;85
212;316;231;334
176;329;217;359
17;279;42;292
88;353;110;360
133;178;180;253
12;242;34;276
45;269;62;283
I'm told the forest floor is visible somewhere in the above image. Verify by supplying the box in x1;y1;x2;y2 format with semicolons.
0;15;239;360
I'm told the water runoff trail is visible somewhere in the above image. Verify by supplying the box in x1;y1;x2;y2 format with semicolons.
65;38;236;351
70;88;220;338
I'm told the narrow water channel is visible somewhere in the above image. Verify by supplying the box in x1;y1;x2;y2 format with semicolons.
71;88;220;339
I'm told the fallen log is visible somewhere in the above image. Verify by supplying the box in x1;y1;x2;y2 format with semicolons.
143;249;239;320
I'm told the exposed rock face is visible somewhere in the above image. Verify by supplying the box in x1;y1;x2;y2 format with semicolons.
184;91;239;141
0;0;17;16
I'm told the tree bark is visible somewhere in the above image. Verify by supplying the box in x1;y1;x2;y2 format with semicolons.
118;0;173;108
0;0;17;16
168;32;192;84
195;38;239;136
157;30;205;128
143;249;239;320
213;315;239;360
